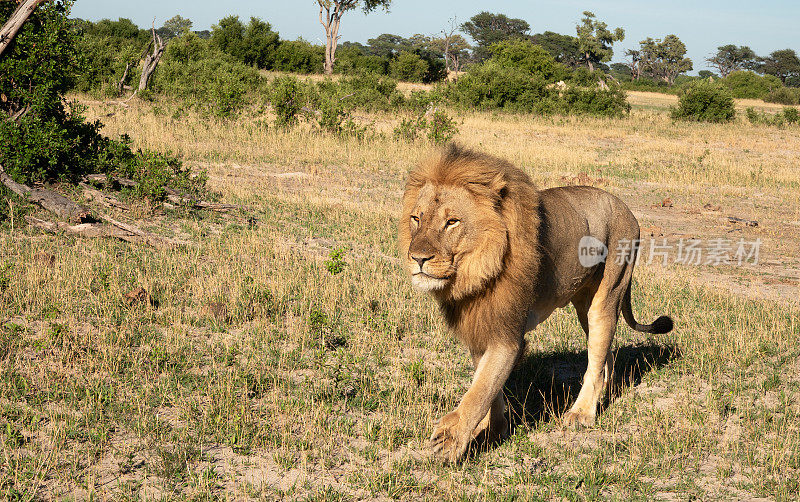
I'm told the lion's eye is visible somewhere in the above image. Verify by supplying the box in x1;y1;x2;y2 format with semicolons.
410;215;419;224
445;218;460;229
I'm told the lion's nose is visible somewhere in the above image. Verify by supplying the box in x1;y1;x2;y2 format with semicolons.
412;254;434;268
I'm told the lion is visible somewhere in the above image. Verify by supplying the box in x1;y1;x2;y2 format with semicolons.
399;144;673;463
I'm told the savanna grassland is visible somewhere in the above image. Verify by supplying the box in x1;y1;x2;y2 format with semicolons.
1;87;799;500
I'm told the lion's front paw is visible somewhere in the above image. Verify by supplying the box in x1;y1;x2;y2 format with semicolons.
430;411;470;463
562;409;596;428
472;413;509;444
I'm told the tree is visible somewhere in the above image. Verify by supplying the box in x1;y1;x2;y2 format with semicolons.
638;35;692;86
530;31;582;67
211;15;279;69
698;70;717;80
0;0;48;59
575;11;624;72
460;11;530;63
623;48;642;80
159;15;192;41
241;17;280;68
431;19;470;75
365;33;406;58
706;45;757;78
138;23;165;91
759;49;800;86
317;0;391;75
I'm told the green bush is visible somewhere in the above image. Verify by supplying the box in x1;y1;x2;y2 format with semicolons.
721;71;782;100
74;18;149;96
745;107;800;127
784;107;800;125
559;85;630;117
489;39;568;82
671;81;735;123
445;62;552;112
765;87;800;106
272;40;324;74
389;51;429;83
335;73;404;112
210;15;280;69
270;75;308;127
427;110;458;144
335;49;389;76
393;116;427;141
153;32;261;118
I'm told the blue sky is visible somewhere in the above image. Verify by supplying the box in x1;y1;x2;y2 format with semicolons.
70;0;800;74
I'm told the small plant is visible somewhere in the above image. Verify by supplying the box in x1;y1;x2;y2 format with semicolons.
325;247;347;275
393;111;458;144
393;116;427;141
317;98;348;134
427;110;459;144
0;262;12;293
671;81;735;123
404;360;426;386
783;107;800;125
270;75;305;128
745;106;800;127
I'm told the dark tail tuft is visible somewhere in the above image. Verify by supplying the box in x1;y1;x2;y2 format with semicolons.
648;315;674;334
622;284;674;334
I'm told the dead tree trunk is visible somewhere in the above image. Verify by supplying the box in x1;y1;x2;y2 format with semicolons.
318;0;350;75
138;24;164;91
0;164;93;223
117;60;134;95
0;0;47;59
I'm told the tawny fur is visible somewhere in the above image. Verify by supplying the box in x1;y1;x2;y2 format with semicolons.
399;144;674;463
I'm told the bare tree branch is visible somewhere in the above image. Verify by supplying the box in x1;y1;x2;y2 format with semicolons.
0;0;47;59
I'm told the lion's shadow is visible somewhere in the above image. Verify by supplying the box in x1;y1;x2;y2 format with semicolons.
502;342;681;432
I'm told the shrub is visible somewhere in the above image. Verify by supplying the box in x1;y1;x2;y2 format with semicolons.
270;75;307;127
272;40;324;74
671;81;735;123
335;50;389;76
336;73;404;112
765;87;800;106
745;106;800;127
445;62;553;111
427;110;458;144
393;110;458;144
489;39;568;82
559;85;630;117
389;51;429;83
393;116;427;141
154;37;261;118
721;71;782;99
0;0;196;194
784;107;800;125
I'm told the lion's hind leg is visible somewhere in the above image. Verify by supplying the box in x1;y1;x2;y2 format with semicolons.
563;274;628;428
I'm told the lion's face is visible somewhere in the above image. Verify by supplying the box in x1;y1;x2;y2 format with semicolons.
401;181;509;299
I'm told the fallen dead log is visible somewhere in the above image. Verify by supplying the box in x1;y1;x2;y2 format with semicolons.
1;165;188;248
94;212;191;248
79;182;130;211
25;215;138;242
84;173;136;188
1;164;92;223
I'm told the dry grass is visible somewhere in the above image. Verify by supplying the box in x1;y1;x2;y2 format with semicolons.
1;89;799;500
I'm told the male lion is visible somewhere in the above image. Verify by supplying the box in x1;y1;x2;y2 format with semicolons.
399;144;673;463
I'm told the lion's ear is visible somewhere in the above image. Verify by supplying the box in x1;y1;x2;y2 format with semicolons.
468;173;507;205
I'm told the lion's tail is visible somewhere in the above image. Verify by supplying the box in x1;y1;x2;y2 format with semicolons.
621;282;673;334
